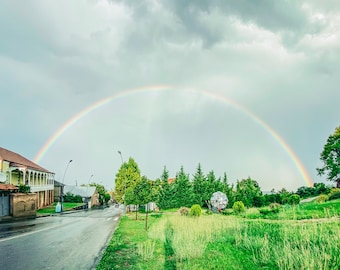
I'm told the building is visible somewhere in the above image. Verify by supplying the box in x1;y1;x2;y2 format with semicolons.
0;147;55;210
63;185;100;208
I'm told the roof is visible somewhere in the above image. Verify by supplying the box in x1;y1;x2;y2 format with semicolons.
64;186;96;198
0;183;19;191
54;180;65;187
0;147;51;173
168;178;176;184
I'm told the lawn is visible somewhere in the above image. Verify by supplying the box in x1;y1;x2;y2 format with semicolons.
36;202;84;215
97;200;340;270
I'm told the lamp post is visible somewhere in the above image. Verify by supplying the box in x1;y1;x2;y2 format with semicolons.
118;151;127;216
60;159;73;213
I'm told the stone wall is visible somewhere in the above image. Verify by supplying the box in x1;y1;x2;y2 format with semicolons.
10;193;36;218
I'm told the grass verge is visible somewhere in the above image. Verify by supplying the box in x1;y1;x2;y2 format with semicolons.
36;202;84;215
97;202;340;269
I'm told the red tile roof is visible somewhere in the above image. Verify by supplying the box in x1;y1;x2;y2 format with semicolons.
0;183;19;191
0;147;51;173
168;178;176;184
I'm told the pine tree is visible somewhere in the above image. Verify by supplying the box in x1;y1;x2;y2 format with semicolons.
173;166;193;208
221;172;234;208
157;166;174;209
192;163;206;206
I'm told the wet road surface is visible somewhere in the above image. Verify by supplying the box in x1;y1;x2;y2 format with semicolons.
0;205;122;270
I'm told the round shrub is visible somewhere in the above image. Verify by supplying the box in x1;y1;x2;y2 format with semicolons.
189;204;202;217
287;194;300;205
179;207;189;216
232;201;245;214
328;188;340;201
316;194;328;203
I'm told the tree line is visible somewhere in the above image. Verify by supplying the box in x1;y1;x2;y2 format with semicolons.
114;125;339;210
114;160;330;210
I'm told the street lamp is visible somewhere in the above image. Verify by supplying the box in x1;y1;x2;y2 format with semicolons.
118;151;127;216
60;159;73;213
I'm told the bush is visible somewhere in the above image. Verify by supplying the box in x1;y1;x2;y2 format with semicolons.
221;209;233;215
287;194;300;205
269;203;281;210
232;201;245;214
179;207;189;216
18;184;30;193
189;204;202;217
63;192;83;203
259;205;280;215
328;188;340;201
315;194;328;203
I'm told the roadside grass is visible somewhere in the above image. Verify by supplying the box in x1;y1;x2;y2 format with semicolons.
97;200;340;269
36;202;84;215
96;214;165;270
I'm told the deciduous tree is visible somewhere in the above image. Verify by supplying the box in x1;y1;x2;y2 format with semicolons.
317;126;340;187
235;177;262;207
114;157;141;204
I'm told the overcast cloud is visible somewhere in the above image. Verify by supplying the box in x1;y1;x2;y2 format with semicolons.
1;0;339;191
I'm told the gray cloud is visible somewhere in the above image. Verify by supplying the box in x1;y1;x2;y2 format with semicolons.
1;0;339;191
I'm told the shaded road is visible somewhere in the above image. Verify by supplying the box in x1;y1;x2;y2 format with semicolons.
0;205;122;270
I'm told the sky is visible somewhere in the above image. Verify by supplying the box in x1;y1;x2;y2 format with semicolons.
1;0;339;192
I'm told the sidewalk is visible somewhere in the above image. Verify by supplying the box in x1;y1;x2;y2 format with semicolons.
0;209;84;223
0;215;36;224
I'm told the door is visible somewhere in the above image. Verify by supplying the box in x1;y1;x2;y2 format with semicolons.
0;193;10;216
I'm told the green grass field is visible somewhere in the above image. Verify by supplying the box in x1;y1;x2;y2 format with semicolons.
97;200;340;269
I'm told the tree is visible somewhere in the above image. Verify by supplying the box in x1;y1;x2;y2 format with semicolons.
133;176;152;227
157;166;175;209
114;157;141;204
192;163;207;207
173;166;193;208
204;170;219;208
221;172;234;208
89;182;109;205
317;126;340;187
235;177;262;207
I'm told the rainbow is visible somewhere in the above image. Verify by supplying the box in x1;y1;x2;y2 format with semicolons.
34;85;313;187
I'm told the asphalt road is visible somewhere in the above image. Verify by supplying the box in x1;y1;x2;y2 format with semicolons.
0;205;122;270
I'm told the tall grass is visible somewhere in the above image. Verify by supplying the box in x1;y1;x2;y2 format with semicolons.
148;214;238;262
233;219;340;269
97;201;340;269
146;213;340;269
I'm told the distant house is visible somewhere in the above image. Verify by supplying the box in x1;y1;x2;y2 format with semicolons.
0;147;55;210
63;185;100;208
54;180;65;202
